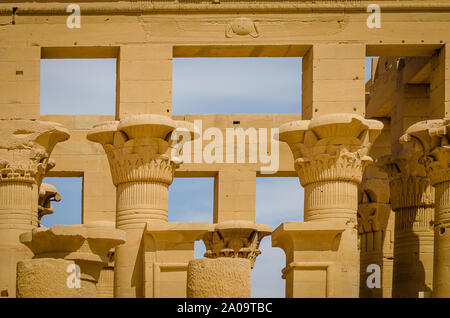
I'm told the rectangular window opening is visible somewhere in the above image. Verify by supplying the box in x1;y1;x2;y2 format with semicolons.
40;177;83;228
173;57;302;115
40;58;116;116
253;177;303;298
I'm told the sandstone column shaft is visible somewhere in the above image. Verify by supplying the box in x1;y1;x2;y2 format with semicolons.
87;115;193;298
274;113;383;298
391;176;434;297
188;221;270;298
0;120;69;298
0;180;37;298
433;179;450;297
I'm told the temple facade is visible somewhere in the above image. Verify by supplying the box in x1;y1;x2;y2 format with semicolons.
0;0;449;298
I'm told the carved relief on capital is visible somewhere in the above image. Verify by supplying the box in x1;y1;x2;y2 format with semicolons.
378;152;434;211
87;115;198;186
38;183;61;224
0;120;70;184
202;221;272;268
278;114;384;186
358;178;391;234
400;118;450;186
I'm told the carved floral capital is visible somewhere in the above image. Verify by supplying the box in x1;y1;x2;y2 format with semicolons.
202;221;272;268
358;178;391;234
278;114;383;186
0;120;70;184
87;115;197;186
400;118;450;186
377;152;434;210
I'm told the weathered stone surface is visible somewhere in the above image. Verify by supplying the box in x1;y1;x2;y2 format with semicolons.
18;223;126;298
187;258;251;298
16;258;96;298
202;221;271;268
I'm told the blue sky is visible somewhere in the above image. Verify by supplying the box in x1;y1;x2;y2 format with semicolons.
40;57;372;297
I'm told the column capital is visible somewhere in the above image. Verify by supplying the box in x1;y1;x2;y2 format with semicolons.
20;223;126;283
279;113;383;186
87;114;197;186
202;221;271;268
358;178;391;234
378;152;434;211
0;120;70;184
400;118;450;186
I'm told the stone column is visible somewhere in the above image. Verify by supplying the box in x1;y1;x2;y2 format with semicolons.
96;250;115;298
358;178;393;298
272;113;383;298
400;118;450;297
87;114;196;298
0;119;69;298
17;223;125;298
379;153;434;298
187;221;271;298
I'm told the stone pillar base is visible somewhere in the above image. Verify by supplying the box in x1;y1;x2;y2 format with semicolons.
187;258;251;298
272;221;358;298
16;259;96;298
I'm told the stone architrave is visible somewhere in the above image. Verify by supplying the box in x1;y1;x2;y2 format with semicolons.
17;222;125;298
0;119;70;298
272;113;383;298
400;118;450;298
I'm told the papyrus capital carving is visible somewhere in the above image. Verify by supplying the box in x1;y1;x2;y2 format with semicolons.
279;114;383;186
87;115;197;186
202;221;271;268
